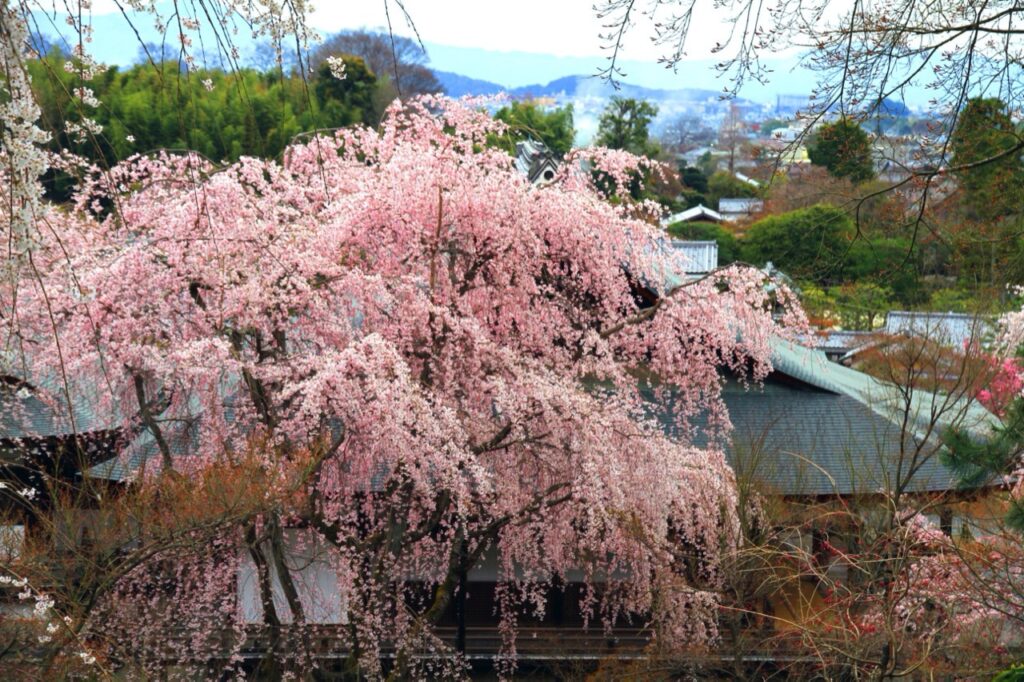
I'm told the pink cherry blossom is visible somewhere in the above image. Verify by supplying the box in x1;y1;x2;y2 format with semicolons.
2;95;807;676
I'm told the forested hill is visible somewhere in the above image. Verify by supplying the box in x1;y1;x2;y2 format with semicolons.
433;71;505;97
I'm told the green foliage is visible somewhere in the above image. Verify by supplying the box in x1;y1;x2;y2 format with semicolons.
492;101;575;157
595;97;659;157
928;288;982;313
696;151;718;178
844;237;924;304
680;166;708;194
675;166;710;208
28;51;381;199
798;280;897;330
665;220;739;264
828;281;894;330
797;282;835;320
741;204;854;284
951;98;1024;221
994;664;1024;682
807;117;875;183
706;170;758;210
760;118;788;136
943;399;1024;532
311;29;441;110
312;55;379;128
677;188;706;209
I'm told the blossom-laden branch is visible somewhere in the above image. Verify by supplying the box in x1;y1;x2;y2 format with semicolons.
1;92;805;677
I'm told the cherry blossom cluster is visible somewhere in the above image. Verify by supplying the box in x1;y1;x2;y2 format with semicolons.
2;92;806;676
0;574;101;672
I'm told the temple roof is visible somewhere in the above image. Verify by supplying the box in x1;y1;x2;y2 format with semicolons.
653;339;1001;497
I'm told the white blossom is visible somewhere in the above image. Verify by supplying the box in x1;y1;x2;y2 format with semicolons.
72;87;100;108
325;55;347;81
0;6;51;259
65;118;104;142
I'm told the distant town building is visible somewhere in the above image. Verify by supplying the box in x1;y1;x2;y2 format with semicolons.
678;146;719;167
804;311;995;366
774;94;811;115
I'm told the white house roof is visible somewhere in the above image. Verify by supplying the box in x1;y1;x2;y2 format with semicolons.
733;171;761;188
660;204;723;226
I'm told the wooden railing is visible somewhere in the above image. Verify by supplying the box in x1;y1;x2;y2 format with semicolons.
236;624;651;661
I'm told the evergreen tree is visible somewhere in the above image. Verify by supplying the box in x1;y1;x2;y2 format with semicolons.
807;117;875;183
595;97;659;157
493;101;575;156
950;98;1024;221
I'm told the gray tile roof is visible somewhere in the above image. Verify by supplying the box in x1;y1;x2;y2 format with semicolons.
651;339;1001;496
884;311;994;348
0;377;125;480
669;240;718;274
723;381;957;496
514;139;559;185
801;330;873;355
770;339;998;441
0;371;208;481
0;378;107;439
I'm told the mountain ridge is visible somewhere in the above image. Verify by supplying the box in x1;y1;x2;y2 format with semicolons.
434;71;729;103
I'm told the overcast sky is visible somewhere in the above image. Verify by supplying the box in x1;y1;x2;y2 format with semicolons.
60;1;840;98
308;1;725;60
82;0;761;62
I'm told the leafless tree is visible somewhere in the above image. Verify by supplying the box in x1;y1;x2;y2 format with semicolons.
310;30;442;101
595;0;1024;244
658;113;716;154
599;321;1018;678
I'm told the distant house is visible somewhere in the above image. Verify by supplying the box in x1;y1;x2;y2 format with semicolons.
884;310;994;348
514;139;560;186
718;197;764;222
660;204;723;226
755;137;810;167
805;311;995;367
